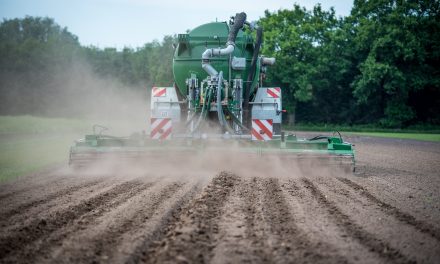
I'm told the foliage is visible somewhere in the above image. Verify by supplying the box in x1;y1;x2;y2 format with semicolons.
261;0;439;127
0;17;81;115
82;36;174;87
0;16;174;117
260;5;339;117
349;0;440;127
0;1;439;128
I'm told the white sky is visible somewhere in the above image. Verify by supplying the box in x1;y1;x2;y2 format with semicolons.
1;0;353;49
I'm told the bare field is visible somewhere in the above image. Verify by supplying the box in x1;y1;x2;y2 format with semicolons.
0;135;439;263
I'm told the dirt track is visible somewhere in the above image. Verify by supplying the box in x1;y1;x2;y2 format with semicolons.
1;135;439;263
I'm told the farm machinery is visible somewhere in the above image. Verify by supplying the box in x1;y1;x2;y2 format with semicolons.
69;12;355;172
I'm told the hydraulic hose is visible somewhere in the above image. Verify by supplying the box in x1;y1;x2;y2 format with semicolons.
217;72;226;126
216;72;234;133
192;86;212;133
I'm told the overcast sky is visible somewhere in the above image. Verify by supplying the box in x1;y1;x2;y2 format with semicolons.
1;0;353;49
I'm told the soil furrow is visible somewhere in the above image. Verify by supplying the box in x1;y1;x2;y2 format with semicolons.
144;172;238;264
0;191;22;201
261;177;348;264
0;134;438;263
0;165;66;198
337;177;440;241
60;182;184;263
210;177;272;264
301;178;412;264
126;181;203;264
238;177;273;263
0;176;70;202
281;179;383;264
0;180;150;262
0;180;103;222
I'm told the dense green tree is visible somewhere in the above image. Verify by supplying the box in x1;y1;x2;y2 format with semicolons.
0;16;81;115
260;4;344;124
0;16;175;116
261;1;439;127
349;0;440;127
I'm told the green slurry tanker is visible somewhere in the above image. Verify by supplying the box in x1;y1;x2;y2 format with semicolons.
69;12;355;171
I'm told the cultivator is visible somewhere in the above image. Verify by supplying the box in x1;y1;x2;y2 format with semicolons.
69;12;355;172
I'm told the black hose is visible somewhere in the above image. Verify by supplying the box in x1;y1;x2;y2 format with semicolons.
228;12;247;44
308;131;343;142
243;27;263;127
217;72;226;127
216;72;235;134
308;135;329;141
333;131;343;142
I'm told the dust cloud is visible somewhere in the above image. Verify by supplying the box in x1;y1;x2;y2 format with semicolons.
62;60;150;135
41;60;349;181
12;58;150;136
69;140;351;183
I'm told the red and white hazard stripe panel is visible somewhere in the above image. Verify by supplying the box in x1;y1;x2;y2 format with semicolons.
152;87;167;97
266;87;281;98
150;118;172;140
251;119;273;141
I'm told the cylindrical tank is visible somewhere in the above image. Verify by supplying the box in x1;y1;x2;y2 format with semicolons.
173;21;256;96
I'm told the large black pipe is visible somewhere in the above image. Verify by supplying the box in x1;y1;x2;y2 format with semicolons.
243;26;263;127
227;12;247;44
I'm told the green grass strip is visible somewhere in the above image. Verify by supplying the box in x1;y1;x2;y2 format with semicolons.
0;135;76;182
0;115;89;135
347;132;440;142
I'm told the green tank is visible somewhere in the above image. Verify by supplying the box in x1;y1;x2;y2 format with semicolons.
173;21;255;96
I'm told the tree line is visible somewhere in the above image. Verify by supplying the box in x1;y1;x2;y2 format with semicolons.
0;16;174;117
261;0;439;127
0;0;438;127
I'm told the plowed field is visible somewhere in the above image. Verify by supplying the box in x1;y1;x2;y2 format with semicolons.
1;135;439;263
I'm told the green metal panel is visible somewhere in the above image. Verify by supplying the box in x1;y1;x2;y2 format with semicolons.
173;21;255;96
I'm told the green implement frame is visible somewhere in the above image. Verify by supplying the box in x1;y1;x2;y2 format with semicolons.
69;132;355;172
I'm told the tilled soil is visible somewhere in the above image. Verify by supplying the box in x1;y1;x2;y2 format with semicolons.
0;135;439;263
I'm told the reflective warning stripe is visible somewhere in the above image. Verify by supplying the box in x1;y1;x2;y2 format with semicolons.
251;119;273;141
152;87;167;97
150;118;172;140
267;87;281;98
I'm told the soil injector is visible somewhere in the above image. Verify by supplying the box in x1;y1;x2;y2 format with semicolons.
69;12;355;172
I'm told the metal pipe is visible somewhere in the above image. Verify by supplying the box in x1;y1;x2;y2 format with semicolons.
261;57;276;66
201;63;218;76
201;45;235;60
201;12;247;77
